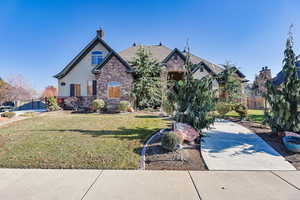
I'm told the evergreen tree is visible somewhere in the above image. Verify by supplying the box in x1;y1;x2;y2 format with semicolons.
130;47;162;109
167;55;216;132
265;32;300;133
217;62;241;103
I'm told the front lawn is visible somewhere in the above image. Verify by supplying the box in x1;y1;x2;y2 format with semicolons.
0;112;168;169
226;109;264;123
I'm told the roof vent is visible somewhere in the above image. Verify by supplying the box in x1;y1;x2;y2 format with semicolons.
97;27;104;39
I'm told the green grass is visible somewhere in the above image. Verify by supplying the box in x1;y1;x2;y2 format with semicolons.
0;112;169;169
225;109;264;123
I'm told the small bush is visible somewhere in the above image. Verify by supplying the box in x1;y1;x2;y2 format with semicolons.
1;112;16;118
233;103;248;119
162;97;174;115
20;112;36;117
91;99;105;112
46;97;61;111
118;101;130;112
161;131;183;151
215;102;232;117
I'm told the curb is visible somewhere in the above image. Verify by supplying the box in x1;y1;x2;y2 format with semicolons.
139;129;167;170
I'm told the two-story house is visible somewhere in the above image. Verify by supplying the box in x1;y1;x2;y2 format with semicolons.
54;28;247;111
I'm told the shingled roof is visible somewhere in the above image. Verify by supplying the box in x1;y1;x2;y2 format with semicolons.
119;44;224;75
119;44;173;63
272;59;300;85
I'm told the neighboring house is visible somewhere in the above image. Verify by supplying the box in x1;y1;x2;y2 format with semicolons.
247;67;272;109
54;28;247;111
272;56;300;86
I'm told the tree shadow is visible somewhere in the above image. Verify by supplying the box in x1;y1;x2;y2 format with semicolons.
37;127;161;143
134;115;161;119
202;130;281;157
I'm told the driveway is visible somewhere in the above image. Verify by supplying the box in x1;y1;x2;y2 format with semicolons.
201;120;296;170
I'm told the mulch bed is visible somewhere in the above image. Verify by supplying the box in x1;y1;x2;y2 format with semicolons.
145;133;207;171
228;117;300;170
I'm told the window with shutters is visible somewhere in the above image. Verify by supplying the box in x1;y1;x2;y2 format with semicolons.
70;84;81;97
108;81;121;99
87;80;97;96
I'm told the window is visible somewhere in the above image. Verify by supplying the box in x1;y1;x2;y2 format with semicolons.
87;80;97;96
91;51;103;65
70;84;81;97
108;81;121;99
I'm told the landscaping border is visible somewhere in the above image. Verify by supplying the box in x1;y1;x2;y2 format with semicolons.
139;129;168;170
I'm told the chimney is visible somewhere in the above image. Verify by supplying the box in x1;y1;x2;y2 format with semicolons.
97;27;104;39
132;42;136;47
159;42;162;46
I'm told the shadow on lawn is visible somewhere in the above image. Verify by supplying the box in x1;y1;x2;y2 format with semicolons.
41;127;161;142
203;130;280;157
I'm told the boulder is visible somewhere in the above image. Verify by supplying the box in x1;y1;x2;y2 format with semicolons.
174;123;198;142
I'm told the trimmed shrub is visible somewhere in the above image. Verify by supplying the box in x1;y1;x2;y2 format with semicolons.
91;99;105;112
46;97;61;111
20;112;36;117
233;103;248;120
1;112;16;118
215;102;231;117
161;131;183;151
118;101;130;112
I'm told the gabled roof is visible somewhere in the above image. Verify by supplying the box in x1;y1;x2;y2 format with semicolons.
92;51;134;73
54;35;115;79
272;60;300;86
162;48;187;63
119;44;225;76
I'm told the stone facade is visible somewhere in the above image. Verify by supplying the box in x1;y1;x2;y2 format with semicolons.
165;53;185;72
95;55;134;111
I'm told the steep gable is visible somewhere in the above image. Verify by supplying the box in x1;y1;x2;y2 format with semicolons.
54;35;114;79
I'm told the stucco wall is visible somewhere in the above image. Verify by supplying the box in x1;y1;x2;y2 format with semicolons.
58;42;109;97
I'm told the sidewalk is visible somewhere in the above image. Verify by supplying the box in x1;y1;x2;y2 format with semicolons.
201;120;296;170
0;169;299;200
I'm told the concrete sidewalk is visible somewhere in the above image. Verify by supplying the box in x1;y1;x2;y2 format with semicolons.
0;169;299;200
202;120;296;170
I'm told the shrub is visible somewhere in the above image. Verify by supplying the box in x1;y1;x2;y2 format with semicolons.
233;103;248;120
118;101;130;112
162;96;174;115
161;131;183;151
1;112;16;118
20;112;36;117
91;99;105;112
215;102;232;117
46;97;61;111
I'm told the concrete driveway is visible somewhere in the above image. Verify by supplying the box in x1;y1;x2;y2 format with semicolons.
201;120;296;170
0;169;299;200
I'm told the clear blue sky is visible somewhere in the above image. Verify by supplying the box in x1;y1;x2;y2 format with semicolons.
0;0;299;92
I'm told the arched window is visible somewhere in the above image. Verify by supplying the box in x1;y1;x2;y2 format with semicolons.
108;81;121;99
91;51;103;65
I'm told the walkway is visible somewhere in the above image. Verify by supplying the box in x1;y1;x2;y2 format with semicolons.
201;120;296;170
0;169;299;200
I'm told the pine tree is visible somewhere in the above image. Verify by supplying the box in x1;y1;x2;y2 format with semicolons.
167;55;216;132
265;32;300;133
130;47;162;109
217;62;241;103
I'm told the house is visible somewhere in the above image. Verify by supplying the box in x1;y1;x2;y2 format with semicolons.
272;56;300;86
54;28;247;111
247;67;272;109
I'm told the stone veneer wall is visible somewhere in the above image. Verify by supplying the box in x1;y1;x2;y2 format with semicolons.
165;54;185;72
95;55;134;111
